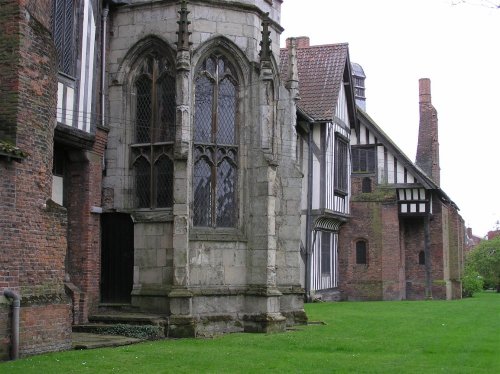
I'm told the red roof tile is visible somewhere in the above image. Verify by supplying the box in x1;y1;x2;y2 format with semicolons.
279;43;349;121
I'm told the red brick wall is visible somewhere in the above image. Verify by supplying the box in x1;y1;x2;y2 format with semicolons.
19;302;71;356
342;177;463;301
429;200;446;299
380;203;404;300
0;1;72;359
65;129;107;322
402;217;427;299
339;182;404;301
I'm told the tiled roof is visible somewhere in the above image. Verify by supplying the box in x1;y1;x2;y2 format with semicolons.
279;43;349;122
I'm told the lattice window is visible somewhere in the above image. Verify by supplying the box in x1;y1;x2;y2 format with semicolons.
193;55;238;228
53;0;75;76
334;136;349;194
131;53;175;209
321;231;332;275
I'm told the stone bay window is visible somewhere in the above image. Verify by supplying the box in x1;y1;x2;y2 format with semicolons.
193;54;239;228
131;53;175;209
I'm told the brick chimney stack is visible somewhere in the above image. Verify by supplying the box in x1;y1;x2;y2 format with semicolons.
416;78;440;186
286;36;310;49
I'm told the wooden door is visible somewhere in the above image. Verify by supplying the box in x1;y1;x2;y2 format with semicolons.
101;213;134;303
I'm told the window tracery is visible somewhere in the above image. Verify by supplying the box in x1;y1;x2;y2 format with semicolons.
193;54;239;227
131;52;175;209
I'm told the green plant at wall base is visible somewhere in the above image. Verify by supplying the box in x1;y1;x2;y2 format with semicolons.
92;324;164;340
462;266;484;297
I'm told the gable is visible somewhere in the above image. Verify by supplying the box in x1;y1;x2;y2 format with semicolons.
279;43;351;122
353;108;458;210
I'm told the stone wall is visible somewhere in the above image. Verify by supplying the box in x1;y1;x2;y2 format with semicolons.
104;0;304;335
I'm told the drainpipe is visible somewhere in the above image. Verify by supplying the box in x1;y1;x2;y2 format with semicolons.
101;3;109;128
304;128;313;302
3;290;20;360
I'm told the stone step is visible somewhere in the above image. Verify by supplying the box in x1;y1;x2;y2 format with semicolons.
72;332;143;350
97;303;141;313
88;312;168;326
73;322;166;340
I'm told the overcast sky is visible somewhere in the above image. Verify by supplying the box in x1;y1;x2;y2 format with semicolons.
280;0;500;238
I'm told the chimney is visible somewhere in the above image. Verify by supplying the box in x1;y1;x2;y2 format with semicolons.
467;227;472;238
286;36;309;49
415;78;440;186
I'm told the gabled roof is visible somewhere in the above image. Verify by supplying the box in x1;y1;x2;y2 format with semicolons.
357;107;459;209
279;43;350;122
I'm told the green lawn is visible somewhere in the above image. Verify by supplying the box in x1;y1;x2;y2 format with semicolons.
1;292;499;373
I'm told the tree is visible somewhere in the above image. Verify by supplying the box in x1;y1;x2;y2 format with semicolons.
466;236;500;292
461;264;484;297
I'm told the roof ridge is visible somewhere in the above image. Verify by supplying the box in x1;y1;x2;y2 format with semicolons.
280;42;348;51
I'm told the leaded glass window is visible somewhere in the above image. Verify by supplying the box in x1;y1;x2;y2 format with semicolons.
321;231;332;275
334;136;349;194
131;53;175;209
53;0;75;76
193;55;238;227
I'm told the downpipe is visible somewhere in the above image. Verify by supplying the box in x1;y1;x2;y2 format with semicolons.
3;290;20;360
304;129;313;302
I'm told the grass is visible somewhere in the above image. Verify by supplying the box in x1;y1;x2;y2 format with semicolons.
1;292;499;373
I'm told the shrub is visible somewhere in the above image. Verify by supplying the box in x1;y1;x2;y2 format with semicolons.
462;267;484;297
92;324;164;340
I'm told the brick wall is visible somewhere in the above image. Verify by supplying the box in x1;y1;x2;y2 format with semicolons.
0;1;72;359
402;217;427;300
0;0;20;143
65;127;107;322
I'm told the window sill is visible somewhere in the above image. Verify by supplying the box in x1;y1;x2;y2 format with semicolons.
132;209;173;223
190;227;246;242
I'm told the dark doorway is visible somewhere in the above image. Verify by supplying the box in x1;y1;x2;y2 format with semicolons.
101;213;134;303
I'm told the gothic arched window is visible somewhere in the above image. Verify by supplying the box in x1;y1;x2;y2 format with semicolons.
131;52;175;209
193;54;239;227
